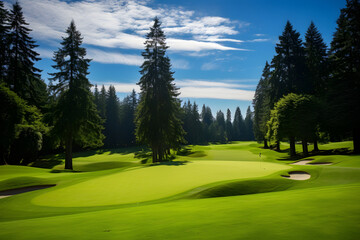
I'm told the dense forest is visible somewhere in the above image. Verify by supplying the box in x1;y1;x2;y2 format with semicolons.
0;0;359;166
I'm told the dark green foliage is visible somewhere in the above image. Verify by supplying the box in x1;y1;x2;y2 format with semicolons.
136;17;185;162
6;2;46;108
253;62;271;147
0;1;9;80
213;110;227;143
225;109;233;141
328;0;360;153
104;85;121;147
0;84;47;165
50;21;104;169
267;94;318;156
233;107;246;141
119;89;138;146
304;22;328;95
269;21;308;107
0;83;25;164
244;106;255;141
182;101;203;144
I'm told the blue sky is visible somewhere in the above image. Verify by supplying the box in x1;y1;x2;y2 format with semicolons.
5;0;346;118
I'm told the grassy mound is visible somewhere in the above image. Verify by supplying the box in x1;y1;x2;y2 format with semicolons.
32;160;290;207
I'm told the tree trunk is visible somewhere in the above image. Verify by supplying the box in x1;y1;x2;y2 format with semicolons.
264;139;269;149
313;139;319;152
152;145;158;163
302;140;308;156
276;140;280;151
353;127;360;154
65;133;73;170
289;137;296;157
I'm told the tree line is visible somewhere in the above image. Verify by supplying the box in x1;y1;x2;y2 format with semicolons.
253;0;360;155
0;2;254;166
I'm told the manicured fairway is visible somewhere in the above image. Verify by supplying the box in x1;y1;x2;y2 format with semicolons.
33;161;290;207
0;141;359;239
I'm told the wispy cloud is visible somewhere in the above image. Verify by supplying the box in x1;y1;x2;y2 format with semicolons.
16;0;249;52
247;38;270;42
95;79;255;101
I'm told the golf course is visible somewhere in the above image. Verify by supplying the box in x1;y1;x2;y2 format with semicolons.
0;141;359;239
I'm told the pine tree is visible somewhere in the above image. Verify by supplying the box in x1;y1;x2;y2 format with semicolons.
104;85;121;147
7;2;46;108
0;1;9;80
244;106;255;140
225;109;233;141
269;21;308;107
304;22;328;151
120;89;137;146
135;17;185;162
304;22;328;95
50;21;104;170
328;0;360;153
233;107;245;141
215;110;226;142
253;61;271;148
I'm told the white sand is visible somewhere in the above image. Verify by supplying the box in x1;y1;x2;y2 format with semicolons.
281;171;311;180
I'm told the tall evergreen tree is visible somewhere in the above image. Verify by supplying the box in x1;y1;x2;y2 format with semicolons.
7;2;46;108
50;21;103;169
0;1;9;80
253;61;271;148
135;17;185;162
304;22;328;95
328;0;360;153
304;22;328;151
269;21;308;107
214;110;226;142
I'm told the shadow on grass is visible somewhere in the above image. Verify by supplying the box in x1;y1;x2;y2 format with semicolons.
149;160;189;167
30;155;64;169
276;147;353;161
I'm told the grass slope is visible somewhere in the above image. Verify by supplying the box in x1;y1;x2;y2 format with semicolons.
0;141;359;239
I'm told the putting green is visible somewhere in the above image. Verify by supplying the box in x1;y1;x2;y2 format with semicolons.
33;161;290;207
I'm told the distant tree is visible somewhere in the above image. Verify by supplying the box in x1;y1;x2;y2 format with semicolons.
212;110;226;143
120;89;138;146
50;21;104;170
97;85;107;119
233;107;245;141
253;61;271;148
201;104;214;142
244;106;255;140
0;1;9;80
328;0;360;153
104;85;121;148
135;17;185;162
225;109;233;141
7;2;47;108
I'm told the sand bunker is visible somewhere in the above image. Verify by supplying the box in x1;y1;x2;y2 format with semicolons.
0;185;56;199
281;171;311;180
292;160;332;166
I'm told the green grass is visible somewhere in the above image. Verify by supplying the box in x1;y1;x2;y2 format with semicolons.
0;141;359;239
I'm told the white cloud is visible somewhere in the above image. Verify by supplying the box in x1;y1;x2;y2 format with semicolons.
254;33;265;37
87;49;143;66
201;62;218;71
176;80;255;89
179;87;254;101
16;0;249;53
247;38;270;42
95;79;255;101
